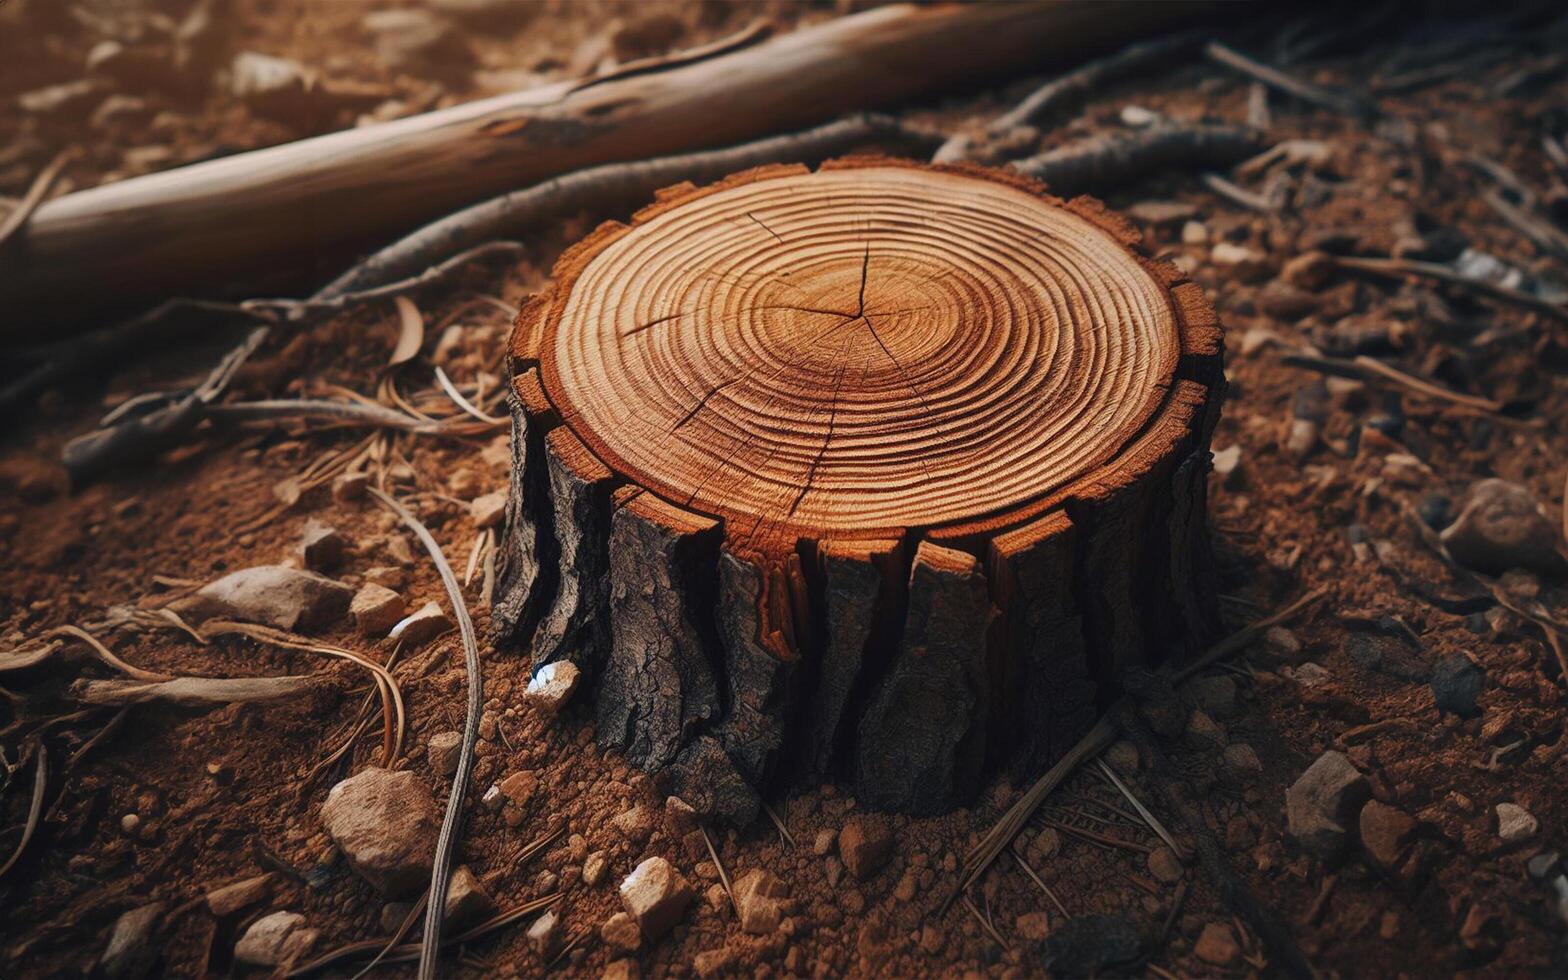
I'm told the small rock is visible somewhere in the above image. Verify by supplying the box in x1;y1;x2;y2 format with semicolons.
427;730;461;776
320;768;441;897
481;784;503;810
1211;445;1242;486
1224;743;1263;774
1281;250;1336;290
362;9;474;74
1359;800;1418;874
1284;418;1320;460
1181;220;1209;245
1430;655;1484;717
734;868;789;935
120;813;142;836
526;908;560;955
100;902;164;980
1147;846;1183;882
332;471;369;501
583;851;609;887
611;804;655;842
1459;903;1504;957
1015;910;1052;941
352;584;406;637
234;911;319;969
179;565;352;631
1258;280;1318;320
231;51;314;123
600;911;642;952
300;519;345;571
444;865;494;926
839;817;893;880
693;947;735;979
619;856;694;940
1286;751;1370;861
1210;241;1269;281
525;660;580;713
1440;479;1566;576
364;565;405;589
470;491;506;529
1038;914;1143;975
663;795;699;837
1497;802;1538;844
205;874;273;918
1104;740;1140;772
499;770;537;807
1194;922;1240;967
602;959;640;980
1265;626;1301;655
812;828;836;856
390;601;453;647
1120;104;1161;127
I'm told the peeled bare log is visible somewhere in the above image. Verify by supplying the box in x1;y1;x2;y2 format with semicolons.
495;159;1225;818
71;675;320;706
0;1;1205;339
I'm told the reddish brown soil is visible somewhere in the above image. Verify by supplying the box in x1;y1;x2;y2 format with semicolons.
3;2;1568;978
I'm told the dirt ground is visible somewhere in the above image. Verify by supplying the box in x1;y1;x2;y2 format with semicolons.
3;1;1568;977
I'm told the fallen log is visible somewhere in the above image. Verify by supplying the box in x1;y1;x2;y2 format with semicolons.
0;1;1204;339
495;159;1225;818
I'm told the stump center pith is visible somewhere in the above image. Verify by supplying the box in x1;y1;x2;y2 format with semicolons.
540;166;1182;545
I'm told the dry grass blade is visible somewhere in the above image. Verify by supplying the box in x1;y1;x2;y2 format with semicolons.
945;714;1117;913
199;620;405;766
1095;759;1186;861
369;487;483;980
389;297;425;367
352;888;429;980
1008;843;1069;916
1172;588;1326;685
961;892;1009;950
701;824;737;914
49;625;173;682
434;366;506;426
762;801;796;849
287;893;560;977
0;148;74;250
72;674;318;706
0;743;47;882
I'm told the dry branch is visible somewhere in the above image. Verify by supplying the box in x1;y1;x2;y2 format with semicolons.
1205;40;1374;119
71;675;320;706
1010;124;1266;196
933;31;1207;163
0;1;1203;335
1333;254;1568;323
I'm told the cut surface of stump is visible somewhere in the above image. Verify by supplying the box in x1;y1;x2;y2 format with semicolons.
497;158;1223;818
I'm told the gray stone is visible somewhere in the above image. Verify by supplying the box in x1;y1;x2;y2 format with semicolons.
100;902;163;979
526;908;560;955
180;565;352;631
234;910;319;969
321;768;441;897
1287;751;1370;860
1430;655;1484;717
1441;479;1566;576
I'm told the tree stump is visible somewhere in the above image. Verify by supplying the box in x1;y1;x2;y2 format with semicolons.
495;158;1223;820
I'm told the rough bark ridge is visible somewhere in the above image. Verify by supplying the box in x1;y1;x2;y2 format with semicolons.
494;158;1224;820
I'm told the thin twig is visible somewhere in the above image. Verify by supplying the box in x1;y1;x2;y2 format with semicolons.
0;744;47;882
0;148;75;250
1095;759;1187;861
762;801;796;849
1205;40;1372;118
1173;589;1326;686
1008;844;1069;917
1334;254;1568;323
369;488;483;980
701;824;737;915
